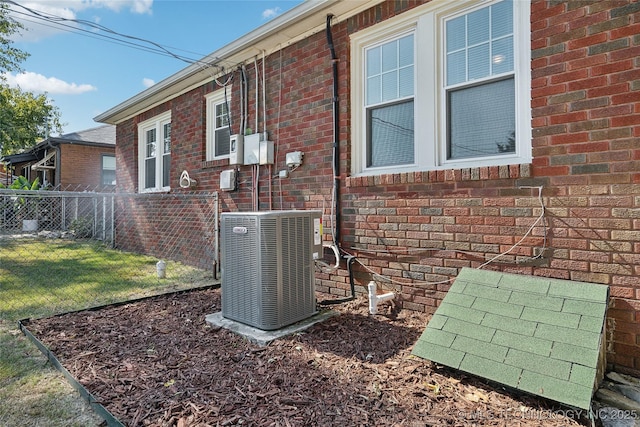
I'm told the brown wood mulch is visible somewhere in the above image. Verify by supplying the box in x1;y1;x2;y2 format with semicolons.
24;288;587;427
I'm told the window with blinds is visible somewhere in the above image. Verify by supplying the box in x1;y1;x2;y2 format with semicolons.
445;0;515;160
350;0;530;176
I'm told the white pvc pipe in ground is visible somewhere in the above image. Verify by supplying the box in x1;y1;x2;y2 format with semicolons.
368;281;395;315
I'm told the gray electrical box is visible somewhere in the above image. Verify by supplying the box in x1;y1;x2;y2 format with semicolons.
243;133;266;165
221;210;322;330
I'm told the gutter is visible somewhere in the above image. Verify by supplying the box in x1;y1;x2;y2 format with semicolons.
47;138;115;149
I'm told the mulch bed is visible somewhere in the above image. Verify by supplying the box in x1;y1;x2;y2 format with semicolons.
24;288;586;426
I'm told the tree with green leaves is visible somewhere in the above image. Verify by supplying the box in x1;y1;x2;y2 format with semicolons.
0;2;62;156
0;85;62;155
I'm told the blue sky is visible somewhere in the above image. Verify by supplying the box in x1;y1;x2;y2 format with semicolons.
6;0;303;134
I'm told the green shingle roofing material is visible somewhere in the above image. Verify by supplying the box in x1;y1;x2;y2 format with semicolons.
411;268;609;410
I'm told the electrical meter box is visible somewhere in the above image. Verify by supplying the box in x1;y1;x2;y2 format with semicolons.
229;134;244;165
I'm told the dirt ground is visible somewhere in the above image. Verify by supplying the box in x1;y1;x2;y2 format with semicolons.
24;288;587;426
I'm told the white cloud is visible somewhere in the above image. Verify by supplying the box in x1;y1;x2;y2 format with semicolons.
262;7;281;20
17;0;153;14
11;2;77;42
82;0;153;14
3;71;97;94
142;77;155;88
10;1;153;42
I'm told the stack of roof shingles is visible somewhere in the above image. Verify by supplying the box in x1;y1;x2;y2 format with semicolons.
412;267;609;410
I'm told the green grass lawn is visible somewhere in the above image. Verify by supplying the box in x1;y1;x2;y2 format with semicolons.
0;238;217;426
0;320;103;427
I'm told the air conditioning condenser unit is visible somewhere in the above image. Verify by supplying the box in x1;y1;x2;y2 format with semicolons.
221;210;322;330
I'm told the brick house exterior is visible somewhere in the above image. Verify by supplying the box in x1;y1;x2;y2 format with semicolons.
96;1;640;375
2;125;116;190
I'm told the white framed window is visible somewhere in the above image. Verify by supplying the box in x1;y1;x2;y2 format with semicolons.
205;89;231;161
365;32;415;168
138;111;171;192
350;0;531;176
101;154;116;186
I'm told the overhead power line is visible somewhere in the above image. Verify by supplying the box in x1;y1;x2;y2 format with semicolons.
12;13;191;60
4;0;223;71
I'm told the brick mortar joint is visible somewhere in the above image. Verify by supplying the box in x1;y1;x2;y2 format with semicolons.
346;164;531;188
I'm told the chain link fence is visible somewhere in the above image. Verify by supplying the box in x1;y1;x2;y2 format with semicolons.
0;189;220;322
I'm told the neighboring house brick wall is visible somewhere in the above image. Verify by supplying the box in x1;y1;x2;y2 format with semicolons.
60;144;115;188
114;1;640;374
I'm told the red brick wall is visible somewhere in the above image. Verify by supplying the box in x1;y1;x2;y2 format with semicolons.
115;119;138;193
60;144;115;189
114;0;640;374
529;0;640;373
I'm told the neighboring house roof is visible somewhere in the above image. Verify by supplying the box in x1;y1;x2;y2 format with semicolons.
50;124;116;147
94;0;382;125
1;151;37;164
1;125;115;164
412;268;609;410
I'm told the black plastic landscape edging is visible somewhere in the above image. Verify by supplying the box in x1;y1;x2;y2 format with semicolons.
18;319;126;427
16;283;222;427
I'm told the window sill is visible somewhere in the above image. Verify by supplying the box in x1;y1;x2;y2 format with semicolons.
346;163;531;188
139;188;171;194
202;159;229;169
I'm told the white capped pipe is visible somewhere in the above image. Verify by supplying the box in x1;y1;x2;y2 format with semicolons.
368;281;395;315
156;260;166;279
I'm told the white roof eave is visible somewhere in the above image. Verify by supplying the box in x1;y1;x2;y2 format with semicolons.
94;0;382;125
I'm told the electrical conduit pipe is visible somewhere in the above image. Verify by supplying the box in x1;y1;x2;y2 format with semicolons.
368;281;395;315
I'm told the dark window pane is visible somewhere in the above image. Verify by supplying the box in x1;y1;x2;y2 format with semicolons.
102;170;116;186
162;154;170;188
215;128;230;156
448;77;515;159
145;158;156;189
367;100;414;167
